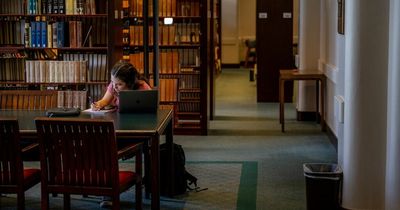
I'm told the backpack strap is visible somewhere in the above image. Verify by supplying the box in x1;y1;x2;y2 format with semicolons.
185;170;198;190
185;170;208;192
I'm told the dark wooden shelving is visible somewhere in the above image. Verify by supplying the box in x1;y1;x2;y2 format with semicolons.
0;0;113;110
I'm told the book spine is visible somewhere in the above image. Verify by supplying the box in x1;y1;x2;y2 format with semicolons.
31;21;37;47
57;21;64;47
47;22;52;48
52;22;58;47
42;0;47;14
53;0;59;14
58;0;65;14
24;22;30;47
32;0;37;14
41;21;47;47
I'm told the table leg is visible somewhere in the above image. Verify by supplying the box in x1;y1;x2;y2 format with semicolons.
150;135;160;210
165;119;174;196
316;80;319;124
320;78;326;131
279;78;285;132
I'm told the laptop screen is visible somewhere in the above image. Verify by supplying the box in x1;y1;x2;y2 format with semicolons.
118;89;159;113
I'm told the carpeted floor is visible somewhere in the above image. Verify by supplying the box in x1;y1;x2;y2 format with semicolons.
0;68;337;210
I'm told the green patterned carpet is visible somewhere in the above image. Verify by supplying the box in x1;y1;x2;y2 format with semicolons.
0;161;257;210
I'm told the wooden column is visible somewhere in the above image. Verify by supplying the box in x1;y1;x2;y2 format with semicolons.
256;0;294;102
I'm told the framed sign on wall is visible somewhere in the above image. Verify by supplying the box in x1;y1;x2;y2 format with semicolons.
338;0;345;34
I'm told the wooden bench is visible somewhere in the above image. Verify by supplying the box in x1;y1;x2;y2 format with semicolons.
0;90;58;110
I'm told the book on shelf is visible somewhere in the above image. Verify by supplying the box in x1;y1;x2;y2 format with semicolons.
57;21;65;47
82;25;92;47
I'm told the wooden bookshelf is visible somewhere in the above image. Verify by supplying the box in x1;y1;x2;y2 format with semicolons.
119;0;211;135
0;0;215;135
0;0;114;109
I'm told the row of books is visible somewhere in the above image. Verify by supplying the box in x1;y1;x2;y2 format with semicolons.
0;0;99;15
86;84;106;102
61;52;108;82
0;0;25;14
177;101;200;112
127;49;199;74
128;23;200;46
179;90;200;101
159;78;178;102
179;74;200;89
125;0;199;17
0;58;25;81
25;60;88;83
25;20;99;48
0;52;108;82
0;85;31;90
24;20;66;48
57;90;87;110
0;19;26;46
1;18;107;48
150;78;200;103
0;52;26;59
24;0;99;15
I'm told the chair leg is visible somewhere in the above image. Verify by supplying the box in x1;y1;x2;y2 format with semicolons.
136;182;143;210
143;143;151;199
17;191;25;210
112;196;120;210
41;191;49;210
64;193;71;210
244;50;250;68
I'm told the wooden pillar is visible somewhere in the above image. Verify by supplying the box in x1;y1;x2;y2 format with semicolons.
256;0;294;102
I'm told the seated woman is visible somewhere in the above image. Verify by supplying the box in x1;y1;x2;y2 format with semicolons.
92;61;151;111
92;61;151;208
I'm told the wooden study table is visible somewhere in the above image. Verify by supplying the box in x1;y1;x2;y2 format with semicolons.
0;109;174;210
279;69;326;132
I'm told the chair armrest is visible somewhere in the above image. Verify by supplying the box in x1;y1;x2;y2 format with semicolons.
118;142;143;159
21;143;39;153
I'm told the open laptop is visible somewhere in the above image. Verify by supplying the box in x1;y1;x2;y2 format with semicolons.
118;89;159;113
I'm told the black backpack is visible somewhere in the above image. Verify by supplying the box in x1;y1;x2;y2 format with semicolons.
160;143;198;196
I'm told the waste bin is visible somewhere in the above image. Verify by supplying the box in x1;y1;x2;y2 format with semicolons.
303;163;343;210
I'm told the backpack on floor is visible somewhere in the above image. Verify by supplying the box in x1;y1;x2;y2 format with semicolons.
160;143;198;196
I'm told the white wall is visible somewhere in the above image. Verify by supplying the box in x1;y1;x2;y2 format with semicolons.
238;0;256;61
221;0;239;64
221;0;256;64
318;0;345;163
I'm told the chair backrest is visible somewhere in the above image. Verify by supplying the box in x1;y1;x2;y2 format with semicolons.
0;118;24;187
0;90;58;110
35;117;120;193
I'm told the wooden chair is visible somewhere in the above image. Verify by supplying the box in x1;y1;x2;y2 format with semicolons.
0;90;58;110
35;117;143;210
244;39;257;68
0;118;41;210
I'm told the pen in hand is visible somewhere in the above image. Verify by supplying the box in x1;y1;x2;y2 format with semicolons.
91;102;100;111
89;97;101;111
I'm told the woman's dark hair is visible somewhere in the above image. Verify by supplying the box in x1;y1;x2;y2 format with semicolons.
111;61;147;90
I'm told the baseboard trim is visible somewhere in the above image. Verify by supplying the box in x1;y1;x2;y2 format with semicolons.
326;125;338;153
296;110;319;122
297;110;338;153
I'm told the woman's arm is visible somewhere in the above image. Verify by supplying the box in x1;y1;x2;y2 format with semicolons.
92;83;114;110
91;90;114;111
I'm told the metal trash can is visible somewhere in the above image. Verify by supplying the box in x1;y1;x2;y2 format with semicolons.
303;163;343;210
